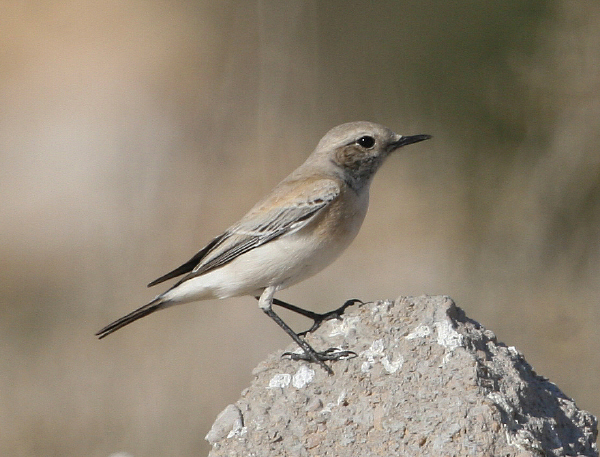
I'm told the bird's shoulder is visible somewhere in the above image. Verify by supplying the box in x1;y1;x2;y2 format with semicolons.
248;174;343;214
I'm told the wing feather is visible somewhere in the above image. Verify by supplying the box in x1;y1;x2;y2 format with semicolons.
148;178;340;288
180;181;340;282
147;233;227;287
188;188;339;277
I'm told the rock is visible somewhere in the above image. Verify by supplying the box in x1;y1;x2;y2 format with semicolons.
206;295;598;456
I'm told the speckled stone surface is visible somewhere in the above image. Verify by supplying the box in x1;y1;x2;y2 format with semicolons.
206;296;598;457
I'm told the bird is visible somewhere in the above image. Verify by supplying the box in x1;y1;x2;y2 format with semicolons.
96;121;431;374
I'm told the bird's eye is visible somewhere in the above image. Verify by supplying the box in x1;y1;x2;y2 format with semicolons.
356;135;375;149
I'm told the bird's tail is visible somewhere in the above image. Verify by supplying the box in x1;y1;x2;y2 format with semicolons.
96;296;168;339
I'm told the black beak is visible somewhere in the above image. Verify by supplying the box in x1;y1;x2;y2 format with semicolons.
392;134;432;149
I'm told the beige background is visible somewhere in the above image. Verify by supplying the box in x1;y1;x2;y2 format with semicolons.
2;2;599;456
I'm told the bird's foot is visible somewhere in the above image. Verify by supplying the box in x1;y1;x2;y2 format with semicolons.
261;297;363;375
296;299;363;337
282;347;357;362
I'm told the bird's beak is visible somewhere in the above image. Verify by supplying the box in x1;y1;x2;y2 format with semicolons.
391;134;432;150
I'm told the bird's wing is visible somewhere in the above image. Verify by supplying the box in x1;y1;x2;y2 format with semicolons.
147;233;226;287
148;178;341;287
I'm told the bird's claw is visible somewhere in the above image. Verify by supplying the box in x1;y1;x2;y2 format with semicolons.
282;347;358;362
297;298;363;337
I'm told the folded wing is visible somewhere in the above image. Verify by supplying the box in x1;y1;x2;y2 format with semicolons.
148;179;341;288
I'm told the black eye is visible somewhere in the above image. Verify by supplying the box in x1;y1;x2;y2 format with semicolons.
356;135;375;149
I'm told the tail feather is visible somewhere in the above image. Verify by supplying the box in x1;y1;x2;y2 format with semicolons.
96;297;167;339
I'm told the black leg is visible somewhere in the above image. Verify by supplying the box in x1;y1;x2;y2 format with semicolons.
261;305;357;375
269;298;363;336
262;306;334;375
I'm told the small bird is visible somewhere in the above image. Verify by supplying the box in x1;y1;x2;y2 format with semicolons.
97;121;430;374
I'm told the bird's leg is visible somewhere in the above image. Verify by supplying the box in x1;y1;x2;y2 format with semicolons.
257;288;356;375
264;297;362;337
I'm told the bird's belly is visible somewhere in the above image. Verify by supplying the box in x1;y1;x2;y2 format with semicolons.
211;231;350;297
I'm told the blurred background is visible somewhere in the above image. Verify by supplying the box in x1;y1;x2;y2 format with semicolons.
2;1;599;456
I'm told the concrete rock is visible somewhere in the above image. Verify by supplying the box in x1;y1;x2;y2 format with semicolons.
206;295;598;456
